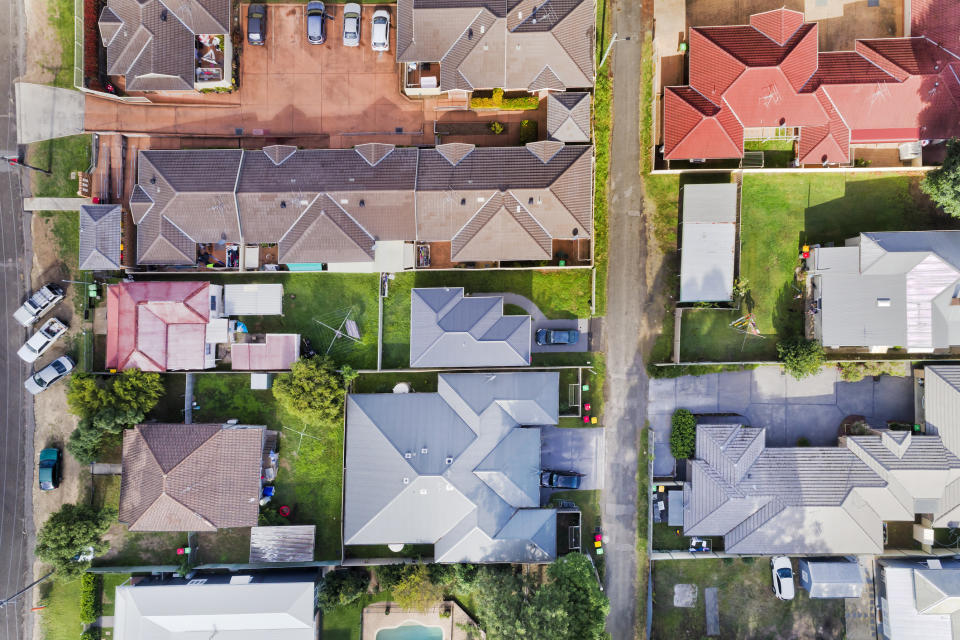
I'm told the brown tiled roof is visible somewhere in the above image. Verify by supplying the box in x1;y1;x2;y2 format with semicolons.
119;424;263;532
547;91;590;142
101;0;229;91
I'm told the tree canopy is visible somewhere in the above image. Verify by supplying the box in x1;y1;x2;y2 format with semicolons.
316;569;370;612
921;139;960;218
272;356;354;423
35;503;116;578
392;564;445;611
776;337;826;380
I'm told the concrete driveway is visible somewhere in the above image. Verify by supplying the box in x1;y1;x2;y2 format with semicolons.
539;426;604;501
649;365;915;476
487;291;590;353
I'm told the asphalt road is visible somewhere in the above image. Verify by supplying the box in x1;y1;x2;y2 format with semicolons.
601;0;648;637
0;0;34;635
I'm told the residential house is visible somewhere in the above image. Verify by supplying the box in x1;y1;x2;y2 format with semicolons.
679;184;738;303
343;372;559;563
79;204;123;270
547;92;592;143
682;422;960;555
98;0;232;91
410;287;532;368
119;423;272;531
878;558;960;640
396;0;594;95
130;143;593;269
105;281;225;371
809;232;960;352
114;570;317;639
662;8;960;164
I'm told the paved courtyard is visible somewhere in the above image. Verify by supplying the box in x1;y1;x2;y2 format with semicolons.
540;426;604;501
648;365;914;476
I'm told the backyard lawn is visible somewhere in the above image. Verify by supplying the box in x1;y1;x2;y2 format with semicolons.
381;269;593;368
652;558;845;639
678;171;960;362
321;591;392;640
38;577;83;640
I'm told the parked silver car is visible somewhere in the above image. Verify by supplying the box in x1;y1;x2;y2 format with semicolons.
342;2;361;46
17;317;68;363
24;355;75;395
306;1;328;44
371;9;390;52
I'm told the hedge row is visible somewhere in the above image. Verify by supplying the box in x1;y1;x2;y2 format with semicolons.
79;573;102;624
470;88;540;110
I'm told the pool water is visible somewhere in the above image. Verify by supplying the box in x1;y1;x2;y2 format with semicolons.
375;621;444;640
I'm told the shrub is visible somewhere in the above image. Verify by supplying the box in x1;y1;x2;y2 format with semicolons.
79;573;102;624
272;356;349;424
489;121;504;135
376;563;414;591
669;409;696;459
316;569;370;612
776;337;825;380
469;88;539;110
837;361;906;382
393;564;444;611
742;556;756;564
519;119;538;145
80;630;100;640
921;138;960;217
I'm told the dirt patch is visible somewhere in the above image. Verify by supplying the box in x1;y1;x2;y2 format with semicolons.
23;0;61;84
31;215;78;328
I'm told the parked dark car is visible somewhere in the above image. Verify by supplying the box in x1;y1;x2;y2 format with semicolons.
247;4;267;45
536;328;580;346
306;1;329;44
540;470;583;489
38;448;61;491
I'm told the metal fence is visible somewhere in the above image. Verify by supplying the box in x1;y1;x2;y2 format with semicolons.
74;0;84;89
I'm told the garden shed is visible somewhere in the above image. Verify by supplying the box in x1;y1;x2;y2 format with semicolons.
224;283;284;316
679;184;737;303
799;558;864;598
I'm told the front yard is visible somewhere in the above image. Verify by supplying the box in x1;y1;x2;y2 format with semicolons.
652;558;845;639
677;171;960;362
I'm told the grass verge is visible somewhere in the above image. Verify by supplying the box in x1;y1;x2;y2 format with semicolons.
38;578;83;640
591;0;612;316
321;591;392;640
28;135;91;197
637;426;650;638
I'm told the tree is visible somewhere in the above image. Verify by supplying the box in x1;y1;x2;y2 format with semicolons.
669;409;697;459
532;553;609;640
66;375;109;418
66;420;106;464
376;563;414;591
110;369;164;414
922;138;960;217
392;564;445;611
272;356;349;423
777;337;825;380
35;504;116;578
316;569;370;612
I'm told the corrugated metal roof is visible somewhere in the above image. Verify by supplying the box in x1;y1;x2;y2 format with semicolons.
679;184;737;302
224;284;284;316
881;565;956;640
799;559;864;598
248;526;316;563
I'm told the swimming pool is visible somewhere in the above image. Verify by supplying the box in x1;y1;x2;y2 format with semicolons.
374;621;444;640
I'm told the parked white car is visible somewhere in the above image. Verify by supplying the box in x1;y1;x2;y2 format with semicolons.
342;3;361;46
13;283;64;327
771;556;795;600
25;356;75;395
371;9;389;52
17;318;68;363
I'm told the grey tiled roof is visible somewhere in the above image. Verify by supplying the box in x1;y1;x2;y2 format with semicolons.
132;144;593;265
101;0;229;91
684;423;960;554
547;91;591;142
79;204;123;270
410;287;531;367
344;372;558;563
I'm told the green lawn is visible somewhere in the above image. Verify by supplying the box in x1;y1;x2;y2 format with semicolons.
38;577;83;640
136;273;379;368
28;135;91;197
352;371;438;394
321;591;392;640
679;172;960;362
744;140;795;168
101;573;131;617
652;558;845;639
381;269;592;368
47;0;76;87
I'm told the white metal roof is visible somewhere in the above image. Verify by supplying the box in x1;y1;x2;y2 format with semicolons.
679;184;737;303
223;284;284;316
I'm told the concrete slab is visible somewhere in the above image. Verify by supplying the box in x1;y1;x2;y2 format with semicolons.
674;583;698;607
653;443;676;477
785;367;838;404
716;369;753;414
539;426;604;490
704;587;719;636
531;319;590;353
648;378;677;414
649;412;672;442
676;374;719;413
750;366;788;404
873;376;915;425
746;404;787;445
15;83;85;144
836;379;876;418
785;404;844;446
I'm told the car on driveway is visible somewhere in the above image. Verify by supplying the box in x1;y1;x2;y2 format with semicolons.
247;4;267;46
771;556;795;600
38;448;61;491
306;1;329;44
371;9;390;51
343;3;361;46
17;317;68;363
24;356;75;395
540;470;583;489
536;328;580;346
14;283;64;327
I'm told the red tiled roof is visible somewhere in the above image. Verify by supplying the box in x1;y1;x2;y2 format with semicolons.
780;25;819;91
857;37;953;76
798;89;849;164
663;88;742;160
105;281;211;372
688;28;746;102
724;68;828;128
801;52;898;92
749;8;804;46
695;23;816;67
911;0;960;57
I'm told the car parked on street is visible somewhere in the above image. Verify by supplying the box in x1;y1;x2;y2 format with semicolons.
540;470;583;489
306;1;329;44
24;356;75;395
247;4;267;46
371;9;390;51
13;283;64;327
38;448;61;491
536;328;580;346
343;3;361;46
17;317;68;363
771;556;796;600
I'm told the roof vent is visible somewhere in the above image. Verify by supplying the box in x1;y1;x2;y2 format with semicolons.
402;477;410;484
517;11;522;19
404;452;413;459
150;176;156;185
359;199;365;207
877;297;891;308
480;25;485;34
445;456;454;465
280;201;286;208
161;8;168;20
419;489;428;495
420;447;428;454
572;228;579;237
468;28;473;39
460;198;466;206
528;197;534;204
446;483;454;491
